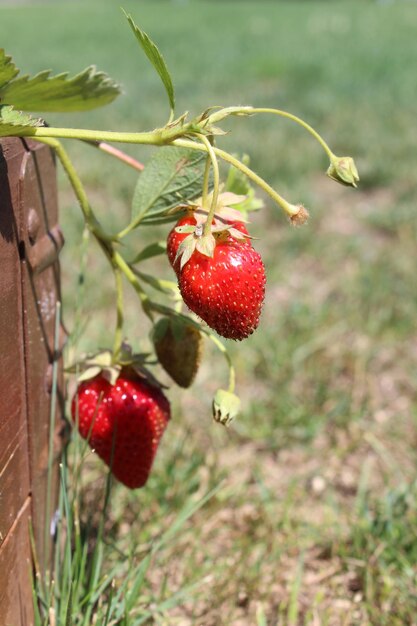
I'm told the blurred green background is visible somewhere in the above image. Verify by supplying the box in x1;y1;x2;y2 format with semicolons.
2;1;417;624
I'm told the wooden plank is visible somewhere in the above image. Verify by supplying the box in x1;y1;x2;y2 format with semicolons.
18;140;65;571
0;139;31;548
0;138;65;624
0;498;34;626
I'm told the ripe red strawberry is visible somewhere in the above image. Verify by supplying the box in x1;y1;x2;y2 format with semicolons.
71;372;170;488
178;235;266;341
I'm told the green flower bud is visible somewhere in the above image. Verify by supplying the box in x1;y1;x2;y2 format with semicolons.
327;156;359;188
212;389;241;426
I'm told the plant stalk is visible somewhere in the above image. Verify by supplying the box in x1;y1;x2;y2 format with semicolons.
195;133;220;237
84;140;145;172
33;137;114;242
112;266;124;362
23;124;191;145
208;333;236;393
207;106;335;161
201;155;211;210
251;107;335;159
173;138;300;218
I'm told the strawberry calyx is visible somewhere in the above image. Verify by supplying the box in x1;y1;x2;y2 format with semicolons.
167;191;250;226
174;228;215;270
168;191;255;271
67;344;166;389
174;219;251;270
210;221;252;242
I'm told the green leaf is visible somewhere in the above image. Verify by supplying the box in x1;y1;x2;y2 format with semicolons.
124;11;175;114
130;241;167;265
133;268;178;295
131;146;207;226
0;65;121;113
0;104;42;137
225;157;264;216
225;155;252;196
0;49;19;90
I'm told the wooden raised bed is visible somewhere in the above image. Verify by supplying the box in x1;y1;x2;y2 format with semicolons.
0;138;65;626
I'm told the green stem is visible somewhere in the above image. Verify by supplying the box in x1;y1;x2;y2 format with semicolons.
33;137;114;242
195;133;220;237
207;105;335;161
208;333;236;393
173;138;300;218
249;107;334;160
34;138;155;336
112;252;154;321
22;124;189;145
68;225;90;349
118;221;138;240
112;266;124;362
201;155;211;209
25;104;335;162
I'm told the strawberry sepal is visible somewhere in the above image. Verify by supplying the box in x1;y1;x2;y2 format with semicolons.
212;389;241;426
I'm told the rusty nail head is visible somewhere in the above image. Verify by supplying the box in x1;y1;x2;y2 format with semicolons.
45;364;53;394
27;208;41;244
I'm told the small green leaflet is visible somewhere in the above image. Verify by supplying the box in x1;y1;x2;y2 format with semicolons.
131;146;207;227
133;269;177;295
124;11;175;115
0;49;19;90
225;155;252;196
0;104;42;137
0;65;121;113
130;241;167;265
225;157;264;216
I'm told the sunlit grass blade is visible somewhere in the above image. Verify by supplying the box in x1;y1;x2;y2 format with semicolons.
287;554;304;626
124;553;152;614
64;583;73;626
154;482;224;552
44;300;62;571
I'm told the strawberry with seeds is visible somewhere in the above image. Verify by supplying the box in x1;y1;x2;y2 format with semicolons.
177;228;266;340
167;193;266;341
71;353;170;489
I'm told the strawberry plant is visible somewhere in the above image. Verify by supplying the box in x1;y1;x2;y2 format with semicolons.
1;11;359;489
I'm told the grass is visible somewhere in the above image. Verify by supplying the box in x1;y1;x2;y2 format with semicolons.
2;1;417;624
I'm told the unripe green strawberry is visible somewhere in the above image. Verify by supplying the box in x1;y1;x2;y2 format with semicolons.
153;317;203;388
71;371;170;488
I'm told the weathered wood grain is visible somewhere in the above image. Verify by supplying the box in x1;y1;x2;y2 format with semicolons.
0;137;65;624
0;499;34;626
